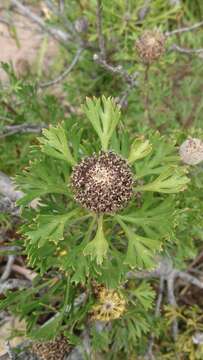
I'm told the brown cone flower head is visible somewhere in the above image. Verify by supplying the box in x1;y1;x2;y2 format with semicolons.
71;151;133;213
136;30;165;64
179;138;203;165
32;335;70;360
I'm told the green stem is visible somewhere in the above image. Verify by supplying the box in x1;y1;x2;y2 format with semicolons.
97;213;104;231
143;65;155;127
81;215;97;246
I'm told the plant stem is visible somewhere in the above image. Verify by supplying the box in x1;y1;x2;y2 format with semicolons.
97;213;103;232
96;0;106;59
143;65;155;127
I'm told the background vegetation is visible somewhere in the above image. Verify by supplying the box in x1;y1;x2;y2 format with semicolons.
1;0;203;359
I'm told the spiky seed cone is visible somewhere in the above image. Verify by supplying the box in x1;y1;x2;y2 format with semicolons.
136;30;165;64
71;151;133;213
179;138;203;165
32;336;70;360
91;288;126;322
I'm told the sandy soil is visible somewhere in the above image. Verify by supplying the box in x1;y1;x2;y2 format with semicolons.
0;9;59;81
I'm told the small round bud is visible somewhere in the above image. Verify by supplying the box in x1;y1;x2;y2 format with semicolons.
135;30;165;64
93;53;99;61
179;138;203;165
15;58;30;78
74;17;88;33
192;332;203;345
71;151;133;213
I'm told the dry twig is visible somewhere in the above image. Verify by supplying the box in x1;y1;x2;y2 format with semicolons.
0;278;31;294
39;48;83;88
0;255;15;282
93;54;139;85
96;0;106;59
0;123;46;138
167;271;178;340
128;258;203;342
10;0;71;46
170;44;203;55
137;0;151;21
11;265;37;281
145;276;165;359
0;172;23;202
5;341;16;360
44;0;76;36
165;21;203;37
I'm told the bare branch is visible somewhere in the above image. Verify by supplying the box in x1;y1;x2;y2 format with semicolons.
0;246;21;254
39;48;83;88
66;322;106;360
93;54;139;85
0;278;31;294
143;65;155;127
0;172;23;202
0;171;42;215
145;276;165;359
44;0;76;35
4;341;16;360
96;0;106;59
127;269;160;280
11;265;37;281
0;172;22;216
10;0;71;46
128;257;203;343
167;271;178;340
0;255;15;282
0;123;45;138
165;21;203;37
59;0;65;13
137;0;151;21
168;0;181;5
127;258;174;280
0;16;11;26
0;196;19;215
0;115;13;123
178;271;203;289
170;43;203;54
117;72;140;107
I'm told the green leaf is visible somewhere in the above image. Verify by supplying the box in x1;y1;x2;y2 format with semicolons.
39;125;76;166
116;218;161;269
134;132;179;179
128;137;152;164
117;196;175;239
83;215;109;265
84;96;121;151
135;167;190;193
30;312;63;340
26;210;78;248
133;282;155;310
16;158;70;206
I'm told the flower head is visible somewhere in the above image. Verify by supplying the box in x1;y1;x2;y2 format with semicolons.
136;30;165;64
91;288;126;321
71;151;133;213
32;335;70;360
179;138;203;165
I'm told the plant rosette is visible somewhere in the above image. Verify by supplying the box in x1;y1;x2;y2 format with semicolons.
16;96;189;285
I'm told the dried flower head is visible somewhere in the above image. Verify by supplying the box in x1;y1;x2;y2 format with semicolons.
71;151;133;213
32;335;70;360
179;138;203;165
136;30;165;64
91;288;126;321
